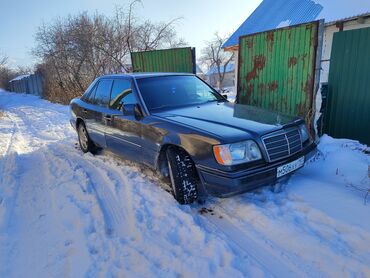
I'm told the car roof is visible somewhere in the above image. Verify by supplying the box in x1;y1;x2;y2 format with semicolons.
101;72;195;80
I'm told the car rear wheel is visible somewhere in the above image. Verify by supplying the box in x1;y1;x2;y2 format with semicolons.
77;122;96;154
166;147;198;204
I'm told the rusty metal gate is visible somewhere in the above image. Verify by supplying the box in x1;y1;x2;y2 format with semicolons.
131;47;196;73
324;27;370;145
237;21;322;125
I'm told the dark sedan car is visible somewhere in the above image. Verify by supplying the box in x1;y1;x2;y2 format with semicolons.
70;73;316;204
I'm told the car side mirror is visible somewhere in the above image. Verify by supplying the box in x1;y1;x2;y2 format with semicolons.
222;94;228;100
121;103;144;120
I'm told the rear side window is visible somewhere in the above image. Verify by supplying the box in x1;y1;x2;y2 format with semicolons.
94;80;112;106
85;84;97;103
110;79;137;110
81;80;97;102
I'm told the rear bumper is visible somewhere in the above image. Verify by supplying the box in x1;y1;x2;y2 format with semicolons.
196;143;317;197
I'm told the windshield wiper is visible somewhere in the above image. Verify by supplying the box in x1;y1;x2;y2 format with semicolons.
202;98;226;105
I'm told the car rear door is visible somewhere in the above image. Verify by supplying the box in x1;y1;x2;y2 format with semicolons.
79;83;98;142
104;78;143;161
84;79;113;148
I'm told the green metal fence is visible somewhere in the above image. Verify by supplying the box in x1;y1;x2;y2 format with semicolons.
237;21;320;123
325;27;370;145
131;47;196;73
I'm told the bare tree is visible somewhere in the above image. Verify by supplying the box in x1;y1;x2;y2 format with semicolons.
0;52;36;89
0;53;7;68
200;32;235;90
33;1;186;103
0;53;14;89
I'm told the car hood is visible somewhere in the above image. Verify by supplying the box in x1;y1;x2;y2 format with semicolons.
152;102;301;140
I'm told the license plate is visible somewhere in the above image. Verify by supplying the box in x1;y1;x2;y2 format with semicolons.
276;156;305;178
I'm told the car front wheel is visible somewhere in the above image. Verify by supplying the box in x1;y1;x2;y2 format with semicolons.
77;122;96;154
166;147;198;204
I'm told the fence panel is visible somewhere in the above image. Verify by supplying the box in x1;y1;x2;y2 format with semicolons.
8;72;43;97
237;21;321;126
131;47;196;73
324;27;370;145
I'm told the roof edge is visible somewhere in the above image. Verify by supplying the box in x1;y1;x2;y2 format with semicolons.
224;12;370;49
324;12;370;25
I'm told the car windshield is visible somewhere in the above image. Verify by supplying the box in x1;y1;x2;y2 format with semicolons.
136;75;225;111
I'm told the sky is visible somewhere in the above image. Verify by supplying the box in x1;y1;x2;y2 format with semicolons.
0;0;261;69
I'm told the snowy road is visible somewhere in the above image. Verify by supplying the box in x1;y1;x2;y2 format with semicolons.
0;91;369;277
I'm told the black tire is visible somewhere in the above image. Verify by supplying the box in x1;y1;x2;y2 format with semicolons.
166;147;198;204
77;122;97;154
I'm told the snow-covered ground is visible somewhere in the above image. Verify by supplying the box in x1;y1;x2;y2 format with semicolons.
0;90;369;277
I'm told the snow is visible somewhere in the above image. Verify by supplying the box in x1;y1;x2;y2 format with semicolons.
9;75;30;82
222;86;237;102
276;20;291;28
0;90;369;277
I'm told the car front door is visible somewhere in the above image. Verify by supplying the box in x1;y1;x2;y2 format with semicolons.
85;79;112;148
104;78;143;161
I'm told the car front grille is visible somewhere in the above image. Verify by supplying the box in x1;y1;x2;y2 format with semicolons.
262;128;303;162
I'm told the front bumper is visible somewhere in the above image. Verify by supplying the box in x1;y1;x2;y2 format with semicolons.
196;143;317;197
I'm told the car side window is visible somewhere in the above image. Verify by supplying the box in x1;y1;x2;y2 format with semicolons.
81;80;97;102
94;79;112;106
109;79;137;110
85;83;98;103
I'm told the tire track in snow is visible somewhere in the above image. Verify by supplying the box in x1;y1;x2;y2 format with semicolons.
57;141;305;277
14;107;72;146
1;109;75;276
196;206;307;278
1;97;156;274
0;112;17;204
44;143;159;275
0;113;16;157
91;153;144;240
47;143;134;239
202;184;370;277
0;112;25;231
39;146;115;275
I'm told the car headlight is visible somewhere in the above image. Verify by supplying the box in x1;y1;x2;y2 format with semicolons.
299;124;309;142
213;140;262;165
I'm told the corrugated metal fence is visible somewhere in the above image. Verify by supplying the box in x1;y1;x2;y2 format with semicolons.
324;27;370;145
131;47;196;73
8;71;43;97
237;21;322;128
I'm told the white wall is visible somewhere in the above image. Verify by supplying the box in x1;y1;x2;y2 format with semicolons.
232;50;239;97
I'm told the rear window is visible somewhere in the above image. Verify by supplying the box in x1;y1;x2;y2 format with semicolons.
136;75;223;111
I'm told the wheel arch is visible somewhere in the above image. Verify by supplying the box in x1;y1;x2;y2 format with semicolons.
156;143;194;179
155;142;185;177
75;117;85;129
